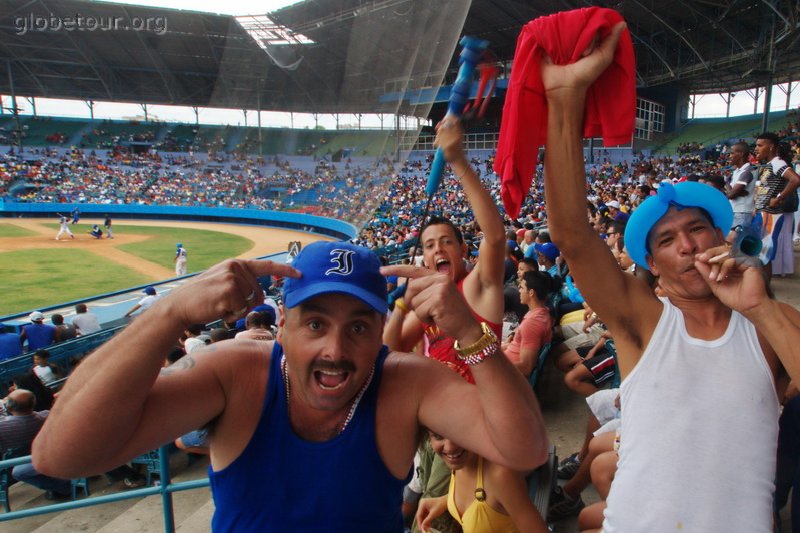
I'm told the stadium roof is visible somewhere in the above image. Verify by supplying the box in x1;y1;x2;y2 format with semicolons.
457;0;800;94
0;0;798;115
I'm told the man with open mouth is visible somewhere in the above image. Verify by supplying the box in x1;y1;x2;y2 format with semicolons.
541;20;800;533
383;118;507;385
32;240;548;532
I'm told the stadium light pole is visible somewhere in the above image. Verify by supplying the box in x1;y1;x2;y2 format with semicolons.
257;78;263;158
722;92;734;118
776;80;793;110
746;87;763;116
761;76;773;133
760;18;776;134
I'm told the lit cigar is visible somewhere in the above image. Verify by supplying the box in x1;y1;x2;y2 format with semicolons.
709;251;730;263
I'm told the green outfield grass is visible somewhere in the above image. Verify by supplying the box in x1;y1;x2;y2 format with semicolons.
113;225;253;271
0;248;152;315
0;223;37;238
2;225;254;316
43;224;254;272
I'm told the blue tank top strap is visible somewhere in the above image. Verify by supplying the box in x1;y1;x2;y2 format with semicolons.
209;342;407;532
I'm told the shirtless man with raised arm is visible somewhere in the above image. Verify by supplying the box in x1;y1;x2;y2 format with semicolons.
384;118;507;383
541;22;800;532
32;241;547;531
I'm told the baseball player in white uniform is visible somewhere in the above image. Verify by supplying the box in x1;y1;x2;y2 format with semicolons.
56;215;75;240
175;243;188;276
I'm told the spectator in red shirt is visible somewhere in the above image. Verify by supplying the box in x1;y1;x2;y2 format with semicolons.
502;270;555;377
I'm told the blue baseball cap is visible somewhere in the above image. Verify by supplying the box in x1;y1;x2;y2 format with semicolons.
625;181;733;270
534;242;560;261
283;241;388;314
143;286;157;295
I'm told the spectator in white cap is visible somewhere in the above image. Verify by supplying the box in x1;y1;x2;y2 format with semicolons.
605;200;629;222
19;312;55;352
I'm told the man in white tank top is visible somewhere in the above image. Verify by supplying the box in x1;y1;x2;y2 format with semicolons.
538;22;800;532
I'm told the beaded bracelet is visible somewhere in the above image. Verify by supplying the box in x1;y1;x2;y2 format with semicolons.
460;341;500;365
454;322;497;358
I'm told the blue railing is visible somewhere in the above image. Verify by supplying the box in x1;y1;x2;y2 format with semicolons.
0;447;210;532
0;326;122;386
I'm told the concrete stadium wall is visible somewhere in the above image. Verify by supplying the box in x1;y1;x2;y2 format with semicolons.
0;201;358;240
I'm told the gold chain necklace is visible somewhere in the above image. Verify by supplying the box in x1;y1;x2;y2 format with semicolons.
281;356;375;435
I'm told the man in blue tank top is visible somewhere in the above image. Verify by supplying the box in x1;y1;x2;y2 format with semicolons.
32;241;548;532
539;21;800;532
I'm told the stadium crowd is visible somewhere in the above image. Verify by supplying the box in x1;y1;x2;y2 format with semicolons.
0;147;396;225
2;79;800;531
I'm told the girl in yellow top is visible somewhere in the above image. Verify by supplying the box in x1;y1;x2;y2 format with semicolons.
416;432;548;533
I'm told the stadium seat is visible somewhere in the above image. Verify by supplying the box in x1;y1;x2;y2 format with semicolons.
527;444;557;523
71;477;90;500
0;447;25;512
0;327;122;388
528;342;553;391
130;450;162;487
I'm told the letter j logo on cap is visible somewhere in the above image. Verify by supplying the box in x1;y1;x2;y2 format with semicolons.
326;249;355;276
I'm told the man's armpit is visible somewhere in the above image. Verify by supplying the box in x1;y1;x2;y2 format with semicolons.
609;322;644;352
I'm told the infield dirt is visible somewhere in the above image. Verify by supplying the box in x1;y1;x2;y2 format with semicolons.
0;218;332;279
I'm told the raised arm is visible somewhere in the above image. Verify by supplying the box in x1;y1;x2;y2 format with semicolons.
33;259;299;478
435;119;506;320
540;22;659;354
383;264;548;471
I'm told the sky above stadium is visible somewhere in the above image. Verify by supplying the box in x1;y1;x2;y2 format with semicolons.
102;0;303;16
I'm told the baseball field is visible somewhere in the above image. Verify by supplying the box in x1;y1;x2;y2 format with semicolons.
0;218;331;316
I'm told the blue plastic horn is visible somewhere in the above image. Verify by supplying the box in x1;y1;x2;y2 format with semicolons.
731;214;772;267
426;36;489;197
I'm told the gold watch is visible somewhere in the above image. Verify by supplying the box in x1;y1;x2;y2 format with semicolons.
454;322;498;359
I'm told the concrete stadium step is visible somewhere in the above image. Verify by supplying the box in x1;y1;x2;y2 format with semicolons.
176;498;215;531
4;477;138;533
2;452;212;533
94;483;211;533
